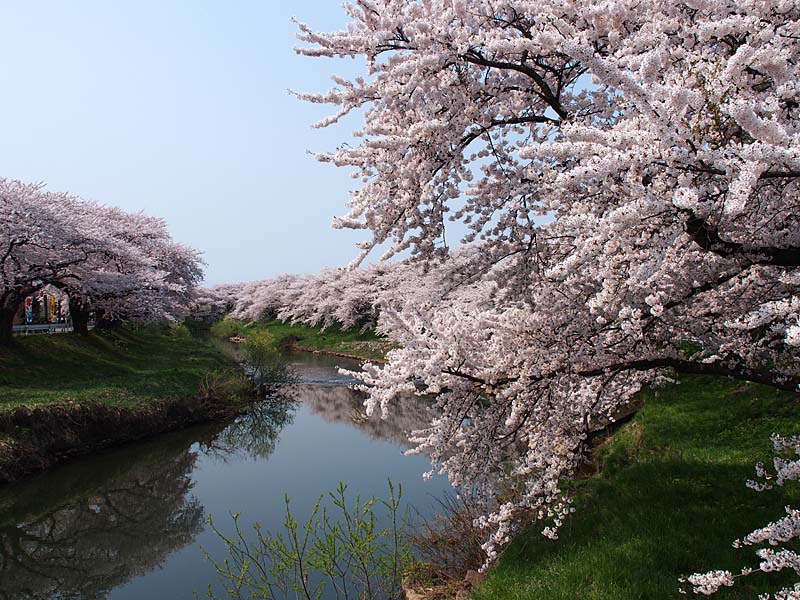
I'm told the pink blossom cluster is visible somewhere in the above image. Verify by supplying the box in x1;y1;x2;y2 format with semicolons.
229;246;488;331
192;283;246;321
230;267;382;330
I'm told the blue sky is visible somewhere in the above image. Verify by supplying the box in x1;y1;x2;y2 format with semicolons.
0;2;371;285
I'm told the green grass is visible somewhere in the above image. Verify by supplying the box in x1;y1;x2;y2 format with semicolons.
473;375;800;600
217;317;393;361
0;326;234;410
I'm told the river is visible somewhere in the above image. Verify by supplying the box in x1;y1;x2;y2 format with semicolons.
0;352;450;599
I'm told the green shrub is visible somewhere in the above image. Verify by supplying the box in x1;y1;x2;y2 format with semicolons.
205;481;414;600
242;330;292;384
199;369;254;404
169;321;192;339
210;319;245;340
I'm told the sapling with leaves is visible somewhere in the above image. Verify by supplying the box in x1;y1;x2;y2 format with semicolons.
205;481;414;600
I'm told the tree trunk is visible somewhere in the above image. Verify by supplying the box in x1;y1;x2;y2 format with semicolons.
69;296;91;336
94;313;122;330
0;307;15;346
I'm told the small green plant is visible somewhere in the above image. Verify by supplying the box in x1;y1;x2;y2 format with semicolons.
242;331;292;385
199;369;254;405
204;481;415;600
211;319;245;340
169;321;193;339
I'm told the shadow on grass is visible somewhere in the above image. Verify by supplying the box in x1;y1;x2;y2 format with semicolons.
474;375;800;600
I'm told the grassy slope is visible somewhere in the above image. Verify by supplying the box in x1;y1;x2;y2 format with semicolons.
0;327;233;410
474;375;800;600
234;318;392;361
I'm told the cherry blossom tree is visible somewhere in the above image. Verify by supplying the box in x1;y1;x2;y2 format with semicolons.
61;205;204;331
0;179;204;341
231;247;491;332
191;283;244;322
293;0;800;562
232;266;390;329
0;180;107;342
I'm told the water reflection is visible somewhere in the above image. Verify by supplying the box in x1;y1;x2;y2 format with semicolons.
203;394;298;461
284;351;364;386
0;354;445;600
298;384;433;450
0;395;297;600
0;431;206;600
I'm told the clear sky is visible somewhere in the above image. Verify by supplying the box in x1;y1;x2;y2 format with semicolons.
0;2;370;285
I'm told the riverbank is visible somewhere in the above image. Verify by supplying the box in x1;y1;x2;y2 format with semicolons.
0;327;245;481
0;325;235;408
471;374;800;600
215;317;394;362
0;394;240;482
0;351;450;599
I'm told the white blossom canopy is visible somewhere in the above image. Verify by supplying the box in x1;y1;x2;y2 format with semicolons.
290;0;800;559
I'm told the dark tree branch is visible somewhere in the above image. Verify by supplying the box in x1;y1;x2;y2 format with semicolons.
579;358;800;392
685;214;800;267
446;356;800;393
460;49;569;120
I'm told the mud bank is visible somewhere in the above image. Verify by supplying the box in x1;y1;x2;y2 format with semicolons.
293;344;389;364
0;395;241;483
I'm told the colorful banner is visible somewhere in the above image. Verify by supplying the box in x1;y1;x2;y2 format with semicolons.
24;297;33;324
39;294;46;322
